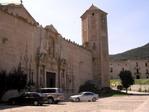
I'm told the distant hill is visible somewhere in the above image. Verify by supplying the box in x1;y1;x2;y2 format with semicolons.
109;43;149;61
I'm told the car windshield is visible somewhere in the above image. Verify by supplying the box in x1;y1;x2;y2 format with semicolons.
79;92;84;95
38;89;56;93
58;88;63;93
19;93;26;97
36;93;43;97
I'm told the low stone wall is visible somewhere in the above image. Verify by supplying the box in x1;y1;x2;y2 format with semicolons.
130;85;149;92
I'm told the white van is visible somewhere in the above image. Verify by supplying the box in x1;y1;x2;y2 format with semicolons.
37;88;64;104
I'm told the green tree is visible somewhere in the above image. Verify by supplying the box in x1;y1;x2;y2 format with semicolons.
0;70;7;97
118;70;134;93
0;68;27;99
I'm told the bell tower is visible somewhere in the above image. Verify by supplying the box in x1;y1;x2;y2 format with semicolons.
81;5;109;87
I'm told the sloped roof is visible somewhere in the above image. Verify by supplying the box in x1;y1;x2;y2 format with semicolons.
81;4;107;18
45;24;58;34
0;4;37;25
88;4;100;10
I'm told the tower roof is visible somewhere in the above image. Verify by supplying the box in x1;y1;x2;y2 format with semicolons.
81;4;107;18
88;4;100;10
45;24;58;33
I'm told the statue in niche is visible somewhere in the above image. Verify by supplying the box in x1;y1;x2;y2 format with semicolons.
48;39;54;58
61;69;66;90
39;43;47;60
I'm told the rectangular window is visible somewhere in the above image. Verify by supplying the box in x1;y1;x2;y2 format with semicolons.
136;62;138;67
110;68;113;73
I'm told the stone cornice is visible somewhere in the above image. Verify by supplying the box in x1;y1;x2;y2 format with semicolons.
0;5;39;27
62;37;92;52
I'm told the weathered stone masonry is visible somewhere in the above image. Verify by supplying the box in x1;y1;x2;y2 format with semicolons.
0;4;109;94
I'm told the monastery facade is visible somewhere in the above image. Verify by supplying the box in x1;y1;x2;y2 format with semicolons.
0;3;109;94
110;60;149;79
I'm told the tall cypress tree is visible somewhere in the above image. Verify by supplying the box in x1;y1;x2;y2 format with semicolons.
118;70;134;93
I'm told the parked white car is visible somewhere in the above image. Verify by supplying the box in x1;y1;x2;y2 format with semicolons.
70;92;99;102
37;88;64;104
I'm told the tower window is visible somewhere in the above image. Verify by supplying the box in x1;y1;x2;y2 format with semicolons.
136;69;139;74
136;62;138;66
146;69;149;74
92;42;96;50
92;13;95;16
122;68;124;71
110;68;113;73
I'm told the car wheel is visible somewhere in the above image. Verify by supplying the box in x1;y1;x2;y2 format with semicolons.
33;101;39;106
54;101;59;104
75;98;80;102
39;103;43;106
92;97;96;102
48;98;54;104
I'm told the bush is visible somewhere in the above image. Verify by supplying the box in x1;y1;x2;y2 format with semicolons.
138;88;142;92
144;89;148;92
100;87;111;95
7;69;27;91
0;70;7;97
117;85;123;91
79;80;101;94
0;68;27;98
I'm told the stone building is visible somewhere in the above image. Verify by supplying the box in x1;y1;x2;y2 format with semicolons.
0;3;109;94
110;60;149;79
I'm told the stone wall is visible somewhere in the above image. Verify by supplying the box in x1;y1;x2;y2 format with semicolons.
110;60;149;79
81;5;110;87
60;39;93;93
0;4;110;96
0;8;40;84
131;85;149;92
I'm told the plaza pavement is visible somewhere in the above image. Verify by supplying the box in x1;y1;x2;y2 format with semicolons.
0;91;149;112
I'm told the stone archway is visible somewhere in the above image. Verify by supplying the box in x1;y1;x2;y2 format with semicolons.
136;75;140;79
46;72;56;87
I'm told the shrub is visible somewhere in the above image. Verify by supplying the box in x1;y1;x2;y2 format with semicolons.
7;69;27;91
100;87;111;95
0;68;27;98
144;89;148;92
0;70;7;97
79;80;101;94
138;88;142;92
117;85;123;91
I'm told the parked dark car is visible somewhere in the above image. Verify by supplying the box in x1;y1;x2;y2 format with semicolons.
8;92;48;106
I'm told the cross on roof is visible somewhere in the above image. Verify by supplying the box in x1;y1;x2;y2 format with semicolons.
20;0;23;4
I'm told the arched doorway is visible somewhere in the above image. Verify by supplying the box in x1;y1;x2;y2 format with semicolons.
136;75;140;79
46;72;56;87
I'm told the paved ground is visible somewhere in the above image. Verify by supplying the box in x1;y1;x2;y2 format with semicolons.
0;92;149;112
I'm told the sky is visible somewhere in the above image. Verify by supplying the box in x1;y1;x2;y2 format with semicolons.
1;0;149;54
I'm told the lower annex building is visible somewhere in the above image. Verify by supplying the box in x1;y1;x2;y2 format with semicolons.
0;3;110;94
110;60;149;79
